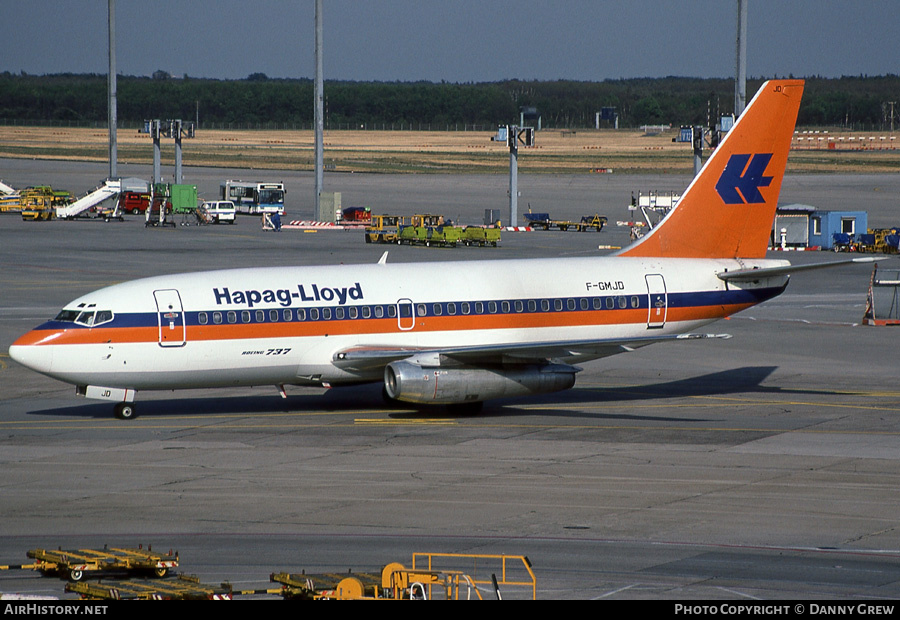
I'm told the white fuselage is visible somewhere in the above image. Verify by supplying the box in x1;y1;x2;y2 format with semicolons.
10;255;789;394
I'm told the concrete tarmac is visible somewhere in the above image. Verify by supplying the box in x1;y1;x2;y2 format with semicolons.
1;159;900;599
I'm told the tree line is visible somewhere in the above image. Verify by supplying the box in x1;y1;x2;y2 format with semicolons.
1;72;898;130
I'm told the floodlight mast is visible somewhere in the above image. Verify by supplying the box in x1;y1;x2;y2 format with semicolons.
735;0;748;117
108;0;117;179
499;126;534;227
314;0;324;221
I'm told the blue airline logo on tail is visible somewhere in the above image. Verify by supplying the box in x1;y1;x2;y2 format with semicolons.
715;153;774;204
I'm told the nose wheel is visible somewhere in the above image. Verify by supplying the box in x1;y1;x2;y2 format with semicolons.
114;403;136;420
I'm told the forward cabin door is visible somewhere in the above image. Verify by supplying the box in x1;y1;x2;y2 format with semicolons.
154;289;186;347
397;298;415;331
645;274;667;329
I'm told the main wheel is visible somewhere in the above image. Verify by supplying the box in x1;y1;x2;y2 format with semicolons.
114;403;136;420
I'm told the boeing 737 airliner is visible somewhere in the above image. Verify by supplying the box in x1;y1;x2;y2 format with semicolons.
10;80;853;419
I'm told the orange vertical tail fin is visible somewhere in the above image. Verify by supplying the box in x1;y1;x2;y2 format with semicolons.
619;79;804;259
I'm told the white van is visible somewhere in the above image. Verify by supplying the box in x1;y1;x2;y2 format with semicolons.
201;200;236;224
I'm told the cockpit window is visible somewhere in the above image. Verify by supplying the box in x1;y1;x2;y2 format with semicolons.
55;309;114;327
54;310;80;322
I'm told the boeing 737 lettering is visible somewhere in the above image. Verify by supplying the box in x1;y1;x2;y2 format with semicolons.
8;80;867;419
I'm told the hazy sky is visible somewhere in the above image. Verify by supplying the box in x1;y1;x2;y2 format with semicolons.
1;1;897;81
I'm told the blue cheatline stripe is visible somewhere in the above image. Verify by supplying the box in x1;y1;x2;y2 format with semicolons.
32;285;783;333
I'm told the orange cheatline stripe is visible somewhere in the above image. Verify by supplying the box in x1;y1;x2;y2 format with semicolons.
14;303;752;348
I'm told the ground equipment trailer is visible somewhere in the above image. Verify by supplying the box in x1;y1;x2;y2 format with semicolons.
17;546;178;582
67;574;232;600
462;226;501;246
398;223;464;247
524;211;607;231
271;552;536;600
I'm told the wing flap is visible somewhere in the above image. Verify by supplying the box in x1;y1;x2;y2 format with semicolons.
332;333;731;372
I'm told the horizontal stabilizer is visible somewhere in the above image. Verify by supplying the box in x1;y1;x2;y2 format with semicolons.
717;257;878;282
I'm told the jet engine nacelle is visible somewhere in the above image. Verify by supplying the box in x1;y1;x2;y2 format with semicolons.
383;360;578;405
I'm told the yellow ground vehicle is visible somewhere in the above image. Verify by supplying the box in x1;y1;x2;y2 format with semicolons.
364;214;409;243
20;192;55;221
17;186;73;220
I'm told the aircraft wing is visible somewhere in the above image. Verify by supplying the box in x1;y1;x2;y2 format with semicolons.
332;332;731;373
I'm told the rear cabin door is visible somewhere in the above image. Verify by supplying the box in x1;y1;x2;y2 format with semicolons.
645;274;668;329
154;289;186;347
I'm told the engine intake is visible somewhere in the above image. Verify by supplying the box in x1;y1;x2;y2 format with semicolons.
384;360;578;405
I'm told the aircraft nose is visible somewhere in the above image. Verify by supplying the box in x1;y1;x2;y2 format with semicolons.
8;342;53;374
